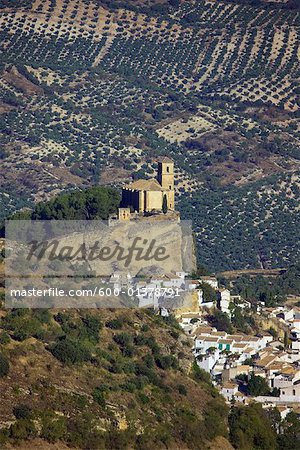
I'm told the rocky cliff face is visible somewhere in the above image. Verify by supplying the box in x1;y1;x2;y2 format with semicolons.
7;217;196;277
6;217;197;308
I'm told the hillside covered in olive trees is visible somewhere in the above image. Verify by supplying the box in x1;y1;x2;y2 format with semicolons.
0;0;299;271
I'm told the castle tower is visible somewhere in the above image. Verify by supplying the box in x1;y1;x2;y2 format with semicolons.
157;157;175;210
157;157;174;191
118;207;131;221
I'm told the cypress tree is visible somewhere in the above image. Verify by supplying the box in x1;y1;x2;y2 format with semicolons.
162;194;168;214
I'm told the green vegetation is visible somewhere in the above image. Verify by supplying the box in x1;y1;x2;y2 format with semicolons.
0;0;33;8
232;265;300;306
231;306;254;334
1;186;120;234
0;3;299;448
208;309;233;334
229;403;300;449
40;411;67;444
10;418;37;441
105;318;123;329
1;309;45;341
278;411;300;450
245;373;270;397
229;403;277;450
50;338;92;365
0;307;229;449
32;186;120;220
13;405;32;420
0;0;299;271
191;360;212;385
201;282;217;303
0;352;9;377
179;172;300;271
162;193;168;214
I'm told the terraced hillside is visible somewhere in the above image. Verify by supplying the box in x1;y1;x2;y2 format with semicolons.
0;0;299;270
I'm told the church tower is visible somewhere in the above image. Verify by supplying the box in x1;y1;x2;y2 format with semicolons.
157;157;174;191
157;157;175;210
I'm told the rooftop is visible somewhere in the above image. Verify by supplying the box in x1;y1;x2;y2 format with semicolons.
158;156;174;164
200;276;217;281
222;382;238;389
243;346;255;353
125;178;163;191
211;331;227;337
203;337;219;342
256;355;278;368
192;326;214;335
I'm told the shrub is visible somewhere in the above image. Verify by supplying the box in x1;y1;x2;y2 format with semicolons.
191;361;211;385
113;332;135;357
163;314;182;330
134;334;148;346
170;330;180;339
13;405;32;420
0;428;9;446
2;312;43;341
143;353;154;369
178;384;187;395
67;413;106;449
92;387;106;407
204;398;228;441
50;338;91;365
246;373;270;396
41;412;67;443
113;332;132;347
106;318;123;329
0;332;10;344
10;419;37;441
144;335;160;354
81;315;102;343
33;310;51;324
208;310;233;334
0;353;9;378
135;362;160;386
138;393;150;404
155;354;178;370
122;344;135;357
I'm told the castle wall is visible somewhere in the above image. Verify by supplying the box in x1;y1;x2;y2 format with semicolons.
145;191;164;212
165;190;175;210
122;188;140;212
139;191;144;212
121;188;129;208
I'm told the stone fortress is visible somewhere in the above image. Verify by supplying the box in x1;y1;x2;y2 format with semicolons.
118;157;175;220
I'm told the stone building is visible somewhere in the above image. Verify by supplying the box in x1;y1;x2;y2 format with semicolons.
121;157;175;214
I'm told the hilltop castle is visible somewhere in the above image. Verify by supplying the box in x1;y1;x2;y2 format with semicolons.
119;157;175;219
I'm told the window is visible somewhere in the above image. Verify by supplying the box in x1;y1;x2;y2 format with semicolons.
166;166;169;173
293;389;296;396
169;185;172;190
